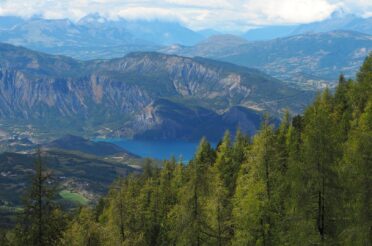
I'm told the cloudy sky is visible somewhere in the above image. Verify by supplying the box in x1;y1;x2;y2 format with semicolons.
0;0;371;31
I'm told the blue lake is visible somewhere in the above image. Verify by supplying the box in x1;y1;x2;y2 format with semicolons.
97;139;216;162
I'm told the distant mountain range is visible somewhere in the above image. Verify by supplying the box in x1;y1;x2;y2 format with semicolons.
1;13;371;90
1;12;372;61
0;14;204;60
243;11;372;40
0;43;312;141
1;12;371;139
161;31;372;89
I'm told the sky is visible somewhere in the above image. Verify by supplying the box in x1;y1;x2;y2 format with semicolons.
0;0;372;32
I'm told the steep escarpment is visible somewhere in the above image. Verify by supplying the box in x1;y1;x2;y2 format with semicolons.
130;99;264;141
88;52;311;112
0;44;313;140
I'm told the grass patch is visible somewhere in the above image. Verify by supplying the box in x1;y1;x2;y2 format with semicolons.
59;190;89;206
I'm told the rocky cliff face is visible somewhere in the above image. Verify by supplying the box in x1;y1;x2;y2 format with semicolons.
0;44;313;140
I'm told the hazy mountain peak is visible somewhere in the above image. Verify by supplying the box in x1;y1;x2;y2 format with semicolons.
201;34;248;45
330;8;348;19
78;13;109;25
292;11;366;35
197;29;221;38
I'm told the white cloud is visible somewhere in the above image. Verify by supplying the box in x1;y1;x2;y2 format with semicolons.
116;7;182;21
330;0;372;17
0;0;371;31
243;0;338;24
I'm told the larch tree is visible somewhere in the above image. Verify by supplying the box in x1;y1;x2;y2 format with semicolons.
14;148;66;246
339;102;372;245
233;120;279;245
205;131;233;245
301;90;342;244
167;138;215;245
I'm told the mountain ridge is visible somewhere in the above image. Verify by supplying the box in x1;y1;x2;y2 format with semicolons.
1;12;372;62
44;135;139;157
243;11;372;40
0;43;312;141
162;30;372;89
0;14;204;60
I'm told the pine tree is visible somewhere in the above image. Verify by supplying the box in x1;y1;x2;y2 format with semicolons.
230;129;250;192
275;111;290;173
271;111;292;244
157;159;179;244
333;74;353;141
204;131;233;245
214;131;232;190
205;165;231;246
352;54;372;115
233;120;279;245
61;207;102;246
13;148;66;246
339;102;372;245
100;176;145;245
301;90;342;244
168;138;215;245
164;162;186;245
282;121;306;245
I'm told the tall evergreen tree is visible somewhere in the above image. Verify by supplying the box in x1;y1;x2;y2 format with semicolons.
271;111;292;244
282;120;306;245
301;90;342;244
230;129;250;192
204;131;233;245
100;176;145;245
339;102;372;245
233;120;279;245
13;149;66;246
352;54;372;115
61;207;102;246
214;131;233;190
205;164;231;246
168;138;215;245
333;74;353;142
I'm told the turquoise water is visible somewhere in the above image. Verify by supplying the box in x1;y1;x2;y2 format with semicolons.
97;139;216;162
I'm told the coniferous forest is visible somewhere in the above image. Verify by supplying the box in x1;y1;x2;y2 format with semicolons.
1;54;371;246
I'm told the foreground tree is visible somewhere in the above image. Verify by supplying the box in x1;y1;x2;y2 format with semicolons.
167;138;215;245
13;149;66;246
205;131;233;245
339;102;372;245
100;176;146;246
233;120;280;245
300;90;342;244
61;207;101;246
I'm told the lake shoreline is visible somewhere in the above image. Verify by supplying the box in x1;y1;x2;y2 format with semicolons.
95;138;217;162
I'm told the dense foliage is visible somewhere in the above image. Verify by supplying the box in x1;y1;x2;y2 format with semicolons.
1;54;371;245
